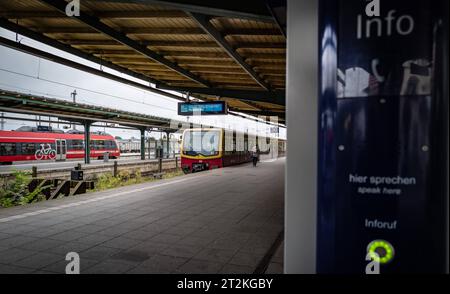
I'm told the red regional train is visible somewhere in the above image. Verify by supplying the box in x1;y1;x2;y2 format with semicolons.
180;128;286;173
0;130;120;165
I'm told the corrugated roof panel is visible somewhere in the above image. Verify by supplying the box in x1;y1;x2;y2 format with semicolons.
210;17;279;30
82;0;173;12
15;17;81;28
45;32;104;40
129;33;213;42
225;34;285;44
0;1;286;115
72;45;130;50
102;17;199;30
237;48;286;54
0;0;49;11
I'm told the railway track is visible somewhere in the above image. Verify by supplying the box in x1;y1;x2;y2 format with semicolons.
0;158;180;180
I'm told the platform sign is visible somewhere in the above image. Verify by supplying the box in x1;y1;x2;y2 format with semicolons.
317;0;448;273
37;125;51;132
178;101;227;116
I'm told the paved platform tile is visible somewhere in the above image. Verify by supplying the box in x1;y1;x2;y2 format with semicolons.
0;158;285;274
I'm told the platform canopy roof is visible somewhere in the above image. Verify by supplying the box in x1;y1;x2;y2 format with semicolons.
0;89;183;131
0;0;286;120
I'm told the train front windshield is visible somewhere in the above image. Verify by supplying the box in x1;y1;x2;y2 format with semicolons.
183;130;220;157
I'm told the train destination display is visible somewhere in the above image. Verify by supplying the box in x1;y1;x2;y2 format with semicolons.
178;101;228;116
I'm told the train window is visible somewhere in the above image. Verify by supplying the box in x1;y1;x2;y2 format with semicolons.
236;132;245;152
183;130;220;156
77;140;84;150
106;140;117;149
96;140;105;150
90;140;104;150
111;141;117;149
68;140;84;150
21;143;36;155
0;143;17;156
95;140;105;150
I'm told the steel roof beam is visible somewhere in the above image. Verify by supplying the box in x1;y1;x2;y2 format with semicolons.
29;27;283;36
0;21;285;120
0;115;155;130
38;0;211;87
30;27;208;35
93;0;275;23
223;28;282;36
95;10;189;19
0;18;166;86
90;50;231;59
227;109;285;126
60;39;285;49
0;10;190;19
156;85;285;106
231;109;285;119
185;67;246;74
0;91;177;128
189;12;271;91
0;106;169;130
266;0;287;38
0;35;187;102
61;39;218;47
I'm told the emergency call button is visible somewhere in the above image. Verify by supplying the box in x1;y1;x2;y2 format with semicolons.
367;240;395;264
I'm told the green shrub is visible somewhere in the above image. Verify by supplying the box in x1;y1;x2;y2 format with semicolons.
134;170;142;183
0;171;48;208
92;168;185;193
95;173;121;191
118;170;130;181
164;170;184;179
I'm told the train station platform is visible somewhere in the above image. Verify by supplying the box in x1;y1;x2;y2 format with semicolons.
0;158;284;274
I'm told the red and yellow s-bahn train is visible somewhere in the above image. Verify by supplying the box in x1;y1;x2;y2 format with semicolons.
0;130;120;165
180;128;286;173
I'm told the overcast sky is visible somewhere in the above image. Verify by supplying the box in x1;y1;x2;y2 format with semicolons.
0;27;286;140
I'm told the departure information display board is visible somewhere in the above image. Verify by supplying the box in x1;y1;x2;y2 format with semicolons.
317;0;448;273
178;101;227;116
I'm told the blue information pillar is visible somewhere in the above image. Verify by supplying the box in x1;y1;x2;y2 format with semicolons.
317;0;448;273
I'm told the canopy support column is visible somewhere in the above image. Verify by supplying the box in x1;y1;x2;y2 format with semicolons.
84;121;92;164
140;128;146;161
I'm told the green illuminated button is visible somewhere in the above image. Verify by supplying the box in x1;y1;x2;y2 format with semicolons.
367;240;395;264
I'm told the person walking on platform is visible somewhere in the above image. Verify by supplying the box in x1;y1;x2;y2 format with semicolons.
251;145;259;167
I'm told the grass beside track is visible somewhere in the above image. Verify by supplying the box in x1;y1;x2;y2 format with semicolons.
0;169;185;208
91;169;185;193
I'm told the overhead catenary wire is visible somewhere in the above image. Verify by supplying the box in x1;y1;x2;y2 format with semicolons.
0;67;176;112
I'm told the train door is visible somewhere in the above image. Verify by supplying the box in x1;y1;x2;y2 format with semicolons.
55;139;67;161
